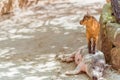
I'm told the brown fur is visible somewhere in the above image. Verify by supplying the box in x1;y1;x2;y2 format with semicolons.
80;14;100;54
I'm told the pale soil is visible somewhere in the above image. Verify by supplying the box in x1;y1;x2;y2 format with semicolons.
0;0;119;80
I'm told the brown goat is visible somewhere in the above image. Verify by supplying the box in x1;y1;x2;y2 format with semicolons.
80;14;100;54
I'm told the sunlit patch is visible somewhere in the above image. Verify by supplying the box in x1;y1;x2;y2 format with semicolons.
54;3;70;9
37;28;47;32
34;53;58;68
50;75;58;80
69;0;105;4
49;54;56;58
0;47;15;57
107;71;120;80
63;46;69;49
9;29;17;34
35;61;60;72
60;74;68;77
11;16;32;24
50;15;83;30
0;66;20;78
47;54;56;61
24;62;35;65
9;34;34;39
60;17;80;30
77;38;83;42
47;58;55;61
50;18;63;25
45;20;50;26
24;76;48;80
1;51;16;58
51;46;56;49
0;71;20;78
16;65;33;70
36;54;56;60
18;28;35;33
38;61;57;68
8;67;20;75
0;19;13;26
14;10;34;17
29;70;37;74
64;32;70;35
50;27;61;33
28;20;44;28
0;62;15;68
0;37;7;41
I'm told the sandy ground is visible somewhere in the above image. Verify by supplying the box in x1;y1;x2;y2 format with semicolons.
0;0;120;80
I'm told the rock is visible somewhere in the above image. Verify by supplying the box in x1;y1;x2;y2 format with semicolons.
111;47;120;70
98;4;113;63
98;4;120;70
106;23;120;47
0;0;39;16
99;3;120;71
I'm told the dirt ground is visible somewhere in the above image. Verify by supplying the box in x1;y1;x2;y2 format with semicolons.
0;0;120;80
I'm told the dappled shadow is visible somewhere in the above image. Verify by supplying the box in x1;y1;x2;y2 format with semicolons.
0;0;120;80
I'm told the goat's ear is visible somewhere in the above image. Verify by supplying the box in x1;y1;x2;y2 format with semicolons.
105;64;111;69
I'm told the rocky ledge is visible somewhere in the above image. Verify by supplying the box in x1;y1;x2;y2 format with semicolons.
98;3;120;71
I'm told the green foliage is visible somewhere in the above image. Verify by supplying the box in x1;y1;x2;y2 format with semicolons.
100;3;116;24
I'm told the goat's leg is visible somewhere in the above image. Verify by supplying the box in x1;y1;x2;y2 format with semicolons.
88;39;92;54
93;37;98;54
93;39;96;54
86;34;92;54
65;62;84;75
61;52;76;63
